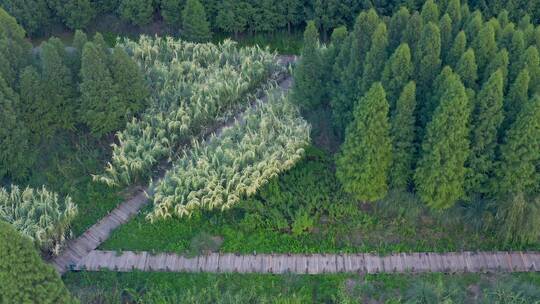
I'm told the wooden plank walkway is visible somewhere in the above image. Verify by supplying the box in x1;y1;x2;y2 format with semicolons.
51;60;295;275
74;250;540;274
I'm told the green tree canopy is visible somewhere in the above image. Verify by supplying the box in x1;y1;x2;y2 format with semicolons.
466;69;504;196
0;221;74;303
414;69;470;209
292;20;323;110
110;45;149;118
381;43;413;109
336;83;391;202
120;0;154;26
181;0;211;42
455;48;478;89
80;42;122;137
389;81;417;190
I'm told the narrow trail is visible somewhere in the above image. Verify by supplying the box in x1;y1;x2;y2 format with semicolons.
75;250;540;274
52;57;296;275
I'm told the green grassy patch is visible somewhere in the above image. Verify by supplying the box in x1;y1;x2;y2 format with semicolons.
63;271;540;303
101;145;540;254
22;134;123;236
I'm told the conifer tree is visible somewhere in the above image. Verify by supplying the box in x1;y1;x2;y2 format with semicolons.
93;32;110;59
508;30;525;82
388;7;410;50
422;66;453;128
291;21;323;111
516;46;540;93
40;40;77;133
483;49;509;87
414;70;470;209
416;22;442;102
498;65;540;217
324;26;348;99
19;66;45;142
0;221;75;303
336;83;391;202
497;10;510;29
466;70;504;196
182;0;211;42
161;0;184;26
498;23;515;51
420;0;440;24
389;81;417;190
110;45;149;117
120;0;154;26
440;14;453;63
447;30;467;67
332;9;380;134
445;0;462;33
456;48;478;89
70;29;88;76
80;42;122;137
472;23;497;75
504;69;530;129
381;43;413;110
402;12;423;53
361;23;388;94
465;11;483;43
0;76;30;180
0;7;31;84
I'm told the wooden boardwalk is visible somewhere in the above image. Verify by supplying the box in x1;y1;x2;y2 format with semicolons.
74;250;540;274
52;60;295;275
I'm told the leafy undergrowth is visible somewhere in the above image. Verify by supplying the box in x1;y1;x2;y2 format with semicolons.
100;146;540;254
63;271;540;304
24;134;123;237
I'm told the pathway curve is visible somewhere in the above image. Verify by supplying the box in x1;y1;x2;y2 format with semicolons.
75;250;540;274
52;58;296;274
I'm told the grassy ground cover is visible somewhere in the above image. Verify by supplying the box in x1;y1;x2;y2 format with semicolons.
100;142;540;255
63;271;540;303
23;134;123;237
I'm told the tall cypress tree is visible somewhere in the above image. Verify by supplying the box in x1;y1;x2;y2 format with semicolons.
332;9;380;135
440;14;453;63
402;12;423;55
336;83;391;202
483;48;509;87
80;42;122;137
422;66;453;128
516;46;540;94
19;66;45;143
505;68;530;129
388;7;410;50
416;22;441;102
472;23;497;75
110;45;149;118
361;22;388;94
40;40;77;133
447;30;467;67
493;96;540;245
389;81;417;190
455;48;478;89
465;11;483;43
414;70;470;209
498;23;515;51
445;0;462;33
291;21;323;111
508;30;525;82
0;75;30;180
466;70;504;196
381;43;413;110
420;0;440;24
181;0;211;42
70;29;88;77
